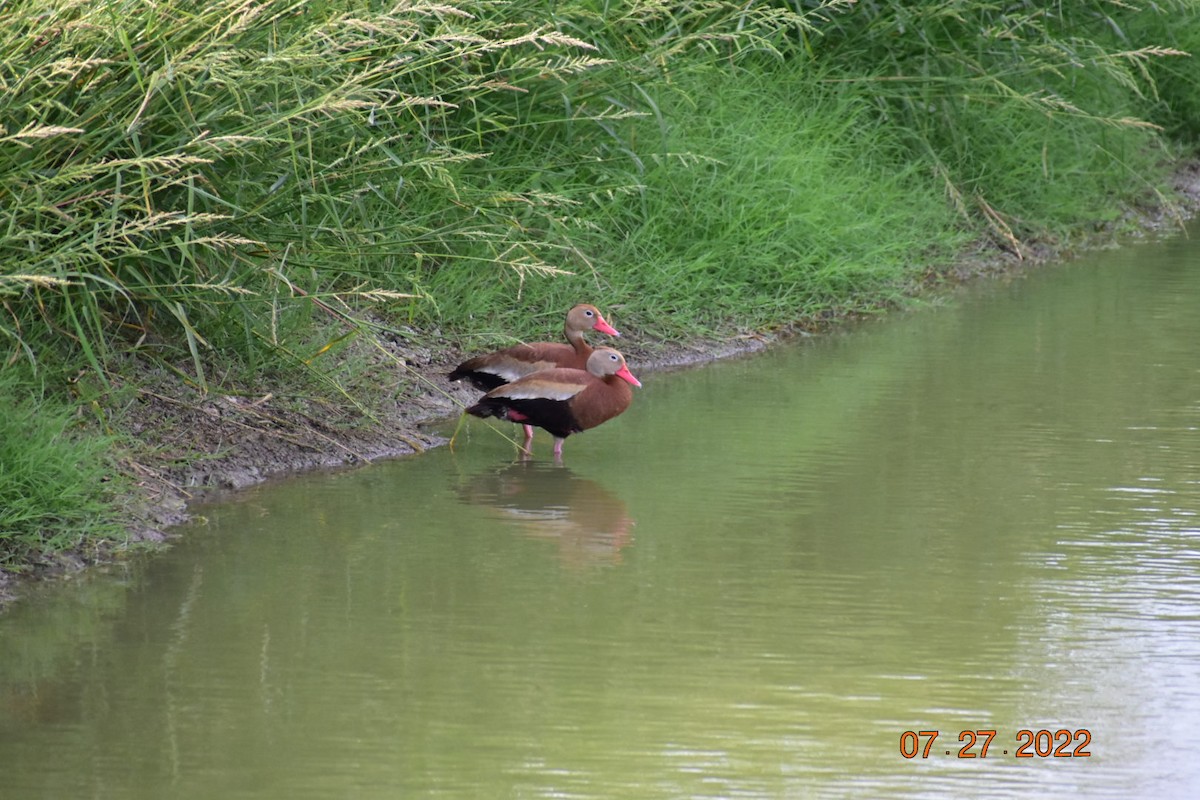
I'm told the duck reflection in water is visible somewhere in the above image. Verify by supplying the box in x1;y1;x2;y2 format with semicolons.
458;460;635;568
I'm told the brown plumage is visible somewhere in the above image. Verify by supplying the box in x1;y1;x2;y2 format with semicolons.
447;304;620;392
466;348;641;458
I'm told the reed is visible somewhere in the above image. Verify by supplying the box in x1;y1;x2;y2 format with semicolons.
806;0;1194;242
0;0;830;387
4;0;1190;374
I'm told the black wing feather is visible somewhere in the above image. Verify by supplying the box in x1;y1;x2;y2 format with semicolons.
467;396;582;439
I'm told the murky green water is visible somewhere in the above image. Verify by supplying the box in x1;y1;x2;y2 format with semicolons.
4;229;1200;798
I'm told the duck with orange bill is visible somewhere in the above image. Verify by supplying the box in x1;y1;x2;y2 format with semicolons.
448;304;620;391
466;348;641;458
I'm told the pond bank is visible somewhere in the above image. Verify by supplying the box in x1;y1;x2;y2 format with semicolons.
3;160;1199;611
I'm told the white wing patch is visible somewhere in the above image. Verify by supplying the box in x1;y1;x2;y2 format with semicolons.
484;358;556;383
493;381;586;402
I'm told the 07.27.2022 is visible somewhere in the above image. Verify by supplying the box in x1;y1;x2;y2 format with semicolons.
899;729;1091;759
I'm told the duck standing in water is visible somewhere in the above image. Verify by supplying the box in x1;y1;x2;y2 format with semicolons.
466;348;641;458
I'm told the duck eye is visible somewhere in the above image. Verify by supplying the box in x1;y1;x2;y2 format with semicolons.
585;310;594;317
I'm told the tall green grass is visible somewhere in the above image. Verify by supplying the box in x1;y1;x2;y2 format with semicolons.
1118;2;1200;141
806;0;1194;243
3;0;1192;375
0;0;829;387
0;371;125;568
596;66;966;336
403;0;1198;344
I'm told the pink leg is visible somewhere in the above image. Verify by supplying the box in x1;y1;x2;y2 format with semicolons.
522;423;534;442
552;437;565;459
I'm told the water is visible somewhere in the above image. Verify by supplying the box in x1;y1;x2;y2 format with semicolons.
3;229;1200;798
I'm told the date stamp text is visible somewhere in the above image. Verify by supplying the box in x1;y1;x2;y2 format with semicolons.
900;729;1092;759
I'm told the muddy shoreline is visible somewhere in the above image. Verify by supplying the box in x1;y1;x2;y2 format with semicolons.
3;161;1199;610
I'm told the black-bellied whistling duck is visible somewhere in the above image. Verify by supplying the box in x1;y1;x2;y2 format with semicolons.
466;348;641;458
447;304;620;392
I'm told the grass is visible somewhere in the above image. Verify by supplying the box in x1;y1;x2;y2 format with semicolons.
597;66;967;334
2;0;1200;575
0;370;126;569
0;0;828;381
805;0;1194;240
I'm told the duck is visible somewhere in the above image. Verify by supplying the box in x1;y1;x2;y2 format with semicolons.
466;347;641;458
447;303;620;392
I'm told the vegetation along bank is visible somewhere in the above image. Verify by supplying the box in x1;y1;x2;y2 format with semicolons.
4;0;1200;607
